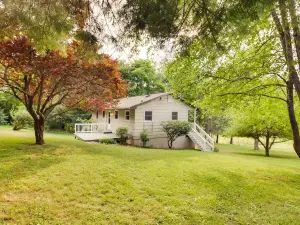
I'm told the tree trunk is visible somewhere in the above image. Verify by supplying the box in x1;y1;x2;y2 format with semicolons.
216;134;219;144
34;119;45;145
254;138;259;150
276;1;300;99
288;0;300;71
265;147;270;157
265;132;270;157
257;137;271;157
272;5;300;157
286;81;300;157
168;140;172;149
230;137;233;144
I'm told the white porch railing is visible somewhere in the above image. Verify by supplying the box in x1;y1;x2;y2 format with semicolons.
75;123;105;133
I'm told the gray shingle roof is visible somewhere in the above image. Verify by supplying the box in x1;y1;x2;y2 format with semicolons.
116;93;168;109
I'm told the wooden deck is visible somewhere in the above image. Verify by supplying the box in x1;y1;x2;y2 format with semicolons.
75;132;118;142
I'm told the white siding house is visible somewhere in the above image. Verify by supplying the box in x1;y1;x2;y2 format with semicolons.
91;93;194;148
75;93;214;151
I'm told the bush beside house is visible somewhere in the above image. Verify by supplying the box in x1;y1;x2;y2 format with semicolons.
161;121;191;149
140;130;149;148
116;127;129;145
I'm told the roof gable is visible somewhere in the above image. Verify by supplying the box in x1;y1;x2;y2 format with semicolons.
116;93;168;109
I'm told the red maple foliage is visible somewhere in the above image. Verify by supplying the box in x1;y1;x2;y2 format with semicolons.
0;37;126;144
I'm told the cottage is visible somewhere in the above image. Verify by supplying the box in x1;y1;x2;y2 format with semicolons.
75;93;214;151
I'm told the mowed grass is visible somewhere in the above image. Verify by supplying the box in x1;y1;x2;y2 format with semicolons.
0;127;300;224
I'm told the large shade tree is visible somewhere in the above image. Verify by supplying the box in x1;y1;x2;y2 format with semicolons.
0;37;126;144
120;60;165;96
165;27;298;154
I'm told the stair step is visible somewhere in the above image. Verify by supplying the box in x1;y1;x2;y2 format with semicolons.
187;129;214;152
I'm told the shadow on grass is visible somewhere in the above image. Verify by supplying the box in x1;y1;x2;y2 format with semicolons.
79;143;201;162
0;142;67;182
232;151;297;159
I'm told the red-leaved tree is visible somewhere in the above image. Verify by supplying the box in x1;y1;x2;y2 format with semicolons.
0;37;126;144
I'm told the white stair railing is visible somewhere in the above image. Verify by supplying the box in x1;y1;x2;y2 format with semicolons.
75;123;105;133
189;123;214;151
194;123;214;147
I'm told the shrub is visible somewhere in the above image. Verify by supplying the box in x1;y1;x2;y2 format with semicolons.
64;123;75;133
46;107;92;131
214;147;220;153
116;127;129;145
140;130;149;148
161;121;191;149
11;108;33;130
100;138;115;144
0;109;8;125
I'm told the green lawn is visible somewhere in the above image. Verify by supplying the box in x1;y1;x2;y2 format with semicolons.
0;127;300;224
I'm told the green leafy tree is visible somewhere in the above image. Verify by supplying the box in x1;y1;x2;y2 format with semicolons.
226;99;291;157
165;15;300;156
161;121;191;149
205;115;230;143
120;60;165;96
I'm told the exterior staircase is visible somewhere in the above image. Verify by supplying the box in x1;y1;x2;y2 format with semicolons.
188;123;214;152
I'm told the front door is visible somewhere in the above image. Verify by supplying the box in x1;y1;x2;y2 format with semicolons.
107;112;111;130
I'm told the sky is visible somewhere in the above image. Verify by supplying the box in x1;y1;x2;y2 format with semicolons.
100;42;174;68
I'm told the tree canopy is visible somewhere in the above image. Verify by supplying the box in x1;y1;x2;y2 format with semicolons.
225;99;291;156
120;60;165;96
0;0;92;50
162;0;300;157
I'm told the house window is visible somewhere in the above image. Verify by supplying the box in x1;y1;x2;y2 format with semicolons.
172;112;178;120
102;111;105;118
115;111;118;119
125;110;130;120
96;110;99;119
144;111;152;121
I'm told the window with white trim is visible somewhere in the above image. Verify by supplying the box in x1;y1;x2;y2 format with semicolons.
125;110;130;120
144;111;152;121
96;110;99;119
172;112;178;120
115;111;118;119
102;111;105;118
